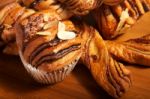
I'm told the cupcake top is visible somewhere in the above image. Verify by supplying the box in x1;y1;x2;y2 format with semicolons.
15;10;83;72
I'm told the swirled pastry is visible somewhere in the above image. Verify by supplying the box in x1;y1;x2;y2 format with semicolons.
80;24;131;98
19;0;104;18
93;0;150;39
106;34;150;66
104;0;124;5
0;2;35;55
15;10;84;84
0;1;150;98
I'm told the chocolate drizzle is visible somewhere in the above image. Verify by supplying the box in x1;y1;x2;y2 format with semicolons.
141;1;150;12
34;44;81;67
29;37;62;63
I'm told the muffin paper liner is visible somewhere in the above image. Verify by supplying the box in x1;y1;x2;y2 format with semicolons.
19;50;79;84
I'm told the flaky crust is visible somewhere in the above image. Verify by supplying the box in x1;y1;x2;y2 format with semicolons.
81;25;131;98
93;0;150;39
106;34;150;66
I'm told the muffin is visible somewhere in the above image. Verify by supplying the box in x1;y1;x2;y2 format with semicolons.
15;10;83;84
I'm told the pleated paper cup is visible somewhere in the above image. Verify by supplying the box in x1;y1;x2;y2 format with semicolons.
19;50;79;84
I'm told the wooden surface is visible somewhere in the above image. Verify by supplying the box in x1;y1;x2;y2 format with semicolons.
0;1;150;99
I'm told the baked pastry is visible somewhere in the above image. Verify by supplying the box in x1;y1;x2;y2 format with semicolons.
0;3;24;43
0;0;150;98
19;0;75;20
80;24;131;98
93;0;150;39
0;2;67;55
106;34;150;66
104;0;124;5
0;3;132;96
17;0;127;20
0;3;132;95
18;0;104;19
15;10;83;84
0;2;36;55
56;0;103;16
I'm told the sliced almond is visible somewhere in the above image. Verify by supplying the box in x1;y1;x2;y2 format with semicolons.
36;31;51;36
4;24;12;28
57;31;76;40
116;8;129;31
43;20;58;30
39;23;45;28
58;21;65;31
120;8;129;20
43;14;49;22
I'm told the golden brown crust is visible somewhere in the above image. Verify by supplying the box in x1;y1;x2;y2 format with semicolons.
81;25;131;98
104;0;124;5
106;34;150;66
15;10;83;72
93;0;150;39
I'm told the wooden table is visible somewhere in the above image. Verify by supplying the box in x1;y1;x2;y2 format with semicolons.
0;1;150;99
0;52;150;99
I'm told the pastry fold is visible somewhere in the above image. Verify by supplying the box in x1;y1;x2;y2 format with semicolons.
106;34;150;66
18;0;104;19
81;25;131;98
15;10;83;72
0;2;35;55
93;0;150;39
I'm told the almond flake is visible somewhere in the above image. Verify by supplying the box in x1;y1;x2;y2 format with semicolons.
39;23;45;27
116;8;129;31
36;31;51;36
4;24;12;28
57;21;76;40
43;20;58;30
120;8;129;20
58;21;65;31
57;31;76;40
43;14;49;22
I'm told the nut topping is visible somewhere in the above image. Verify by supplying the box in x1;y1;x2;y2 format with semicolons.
116;8;129;31
36;31;51;35
43;14;49;22
43;20;58;30
57;22;76;40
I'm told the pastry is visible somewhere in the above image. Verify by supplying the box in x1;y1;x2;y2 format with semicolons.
80;24;131;98
18;0;104;19
0;0;149;98
0;3;132;95
104;0;124;5
17;0;127;20
93;0;150;39
19;0;73;20
0;2;35;55
106;34;150;66
15;10;83;84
